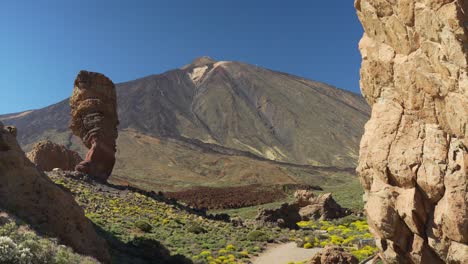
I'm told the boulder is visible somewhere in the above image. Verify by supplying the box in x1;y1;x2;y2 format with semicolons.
308;246;358;264
294;191;350;220
255;203;301;229
70;70;119;182
26;140;82;171
0;122;110;263
355;0;468;262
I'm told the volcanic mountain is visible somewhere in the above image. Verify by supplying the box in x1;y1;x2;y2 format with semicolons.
1;57;370;191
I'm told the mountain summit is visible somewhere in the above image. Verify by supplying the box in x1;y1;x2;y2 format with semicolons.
181;56;218;70
1;58;370;190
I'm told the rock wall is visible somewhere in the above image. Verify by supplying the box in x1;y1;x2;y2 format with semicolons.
70;70;119;182
0;122;110;263
27;140;82;171
355;0;467;263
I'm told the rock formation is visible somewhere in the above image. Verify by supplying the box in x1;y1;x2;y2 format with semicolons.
0;122;110;262
27;140;82;171
294;191;350;220
255;191;350;228
255;203;302;229
70;70;119;182
355;0;467;263
309;246;359;264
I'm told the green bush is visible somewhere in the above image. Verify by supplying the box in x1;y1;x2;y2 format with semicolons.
187;224;206;234
134;220;153;233
247;231;270;242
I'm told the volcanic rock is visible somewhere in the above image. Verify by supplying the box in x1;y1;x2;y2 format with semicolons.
0;122;110;262
308;246;359;264
26;140;82;171
355;0;468;263
294;191;350;220
70;70;119;182
255;203;301;229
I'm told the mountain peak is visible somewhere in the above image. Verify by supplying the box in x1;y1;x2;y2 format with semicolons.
181;56;217;70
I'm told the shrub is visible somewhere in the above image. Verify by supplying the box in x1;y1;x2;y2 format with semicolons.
303;242;313;249
247;231;269;242
187;224;207;234
351;245;378;260
225;244;235;251
199;250;211;258
0;236;18;262
134;220;153;232
239;250;249;258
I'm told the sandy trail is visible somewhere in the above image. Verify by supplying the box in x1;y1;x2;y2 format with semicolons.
251;242;321;264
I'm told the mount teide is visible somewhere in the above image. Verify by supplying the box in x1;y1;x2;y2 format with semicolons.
1;57;370;191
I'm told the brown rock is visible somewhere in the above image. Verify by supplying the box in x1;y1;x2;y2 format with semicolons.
0;122;110;263
70;70;119;182
294;191;350;221
308;246;358;264
26;140;82;171
356;0;468;263
294;189;316;207
255;203;301;229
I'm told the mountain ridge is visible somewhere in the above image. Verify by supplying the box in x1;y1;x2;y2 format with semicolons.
1;57;370;191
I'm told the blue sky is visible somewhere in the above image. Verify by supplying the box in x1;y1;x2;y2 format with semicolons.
0;0;363;114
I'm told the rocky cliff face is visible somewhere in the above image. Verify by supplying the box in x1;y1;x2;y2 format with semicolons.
355;0;467;263
0;122;110;263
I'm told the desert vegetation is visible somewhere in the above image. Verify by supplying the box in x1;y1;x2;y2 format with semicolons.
0;214;98;264
296;216;378;261
50;173;307;263
48;172;376;263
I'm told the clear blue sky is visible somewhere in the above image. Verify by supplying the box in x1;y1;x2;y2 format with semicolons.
0;0;363;114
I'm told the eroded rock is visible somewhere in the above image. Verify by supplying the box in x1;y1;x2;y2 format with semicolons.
294;191;350;220
255;203;301;229
356;0;468;262
70;70;119;182
308;246;359;264
0;122;110;262
26;140;82;171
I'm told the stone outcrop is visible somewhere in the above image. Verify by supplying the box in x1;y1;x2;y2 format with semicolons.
294;190;350;220
0;122;110;262
254;191;350;228
355;0;467;263
70;70;119;182
308;246;359;264
26;140;82;171
255;203;301;229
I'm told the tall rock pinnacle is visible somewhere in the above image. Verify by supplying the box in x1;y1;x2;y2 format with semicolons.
70;70;119;182
355;0;467;263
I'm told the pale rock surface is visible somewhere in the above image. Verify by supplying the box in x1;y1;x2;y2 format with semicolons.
294;190;350;220
355;0;467;263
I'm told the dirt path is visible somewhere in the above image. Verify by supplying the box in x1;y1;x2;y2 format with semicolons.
251;242;321;264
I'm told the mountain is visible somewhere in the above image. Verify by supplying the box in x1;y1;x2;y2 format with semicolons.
0;57;370;191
